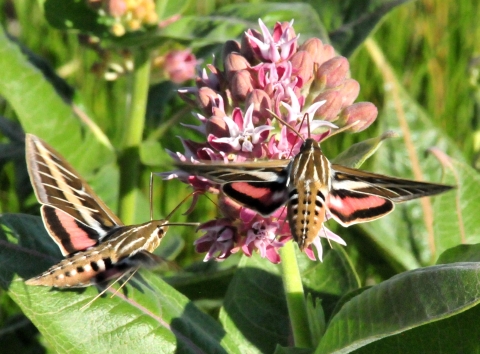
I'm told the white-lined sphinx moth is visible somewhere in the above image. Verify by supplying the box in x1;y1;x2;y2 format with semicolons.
175;137;454;251
25;134;176;288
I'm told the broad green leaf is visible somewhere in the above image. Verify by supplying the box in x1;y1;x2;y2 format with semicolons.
140;139;165;166
429;149;480;257
0;26;114;177
305;294;326;347
332;131;397;168
437;244;480;264
358;39;463;270
0;213;241;353
274;346;312;354
165;265;236;301
299;248;360;319
219;255;290;354
355;303;480;353
316;263;480;353
44;0;108;36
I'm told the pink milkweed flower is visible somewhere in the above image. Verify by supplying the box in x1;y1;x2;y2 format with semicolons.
281;87;337;135
195;219;239;261
209;104;274;157
245;19;298;63
303;225;346;261
267;126;302;159
242;220;285;264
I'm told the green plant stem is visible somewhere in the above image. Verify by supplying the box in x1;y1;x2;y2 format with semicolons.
279;241;311;348
119;49;150;224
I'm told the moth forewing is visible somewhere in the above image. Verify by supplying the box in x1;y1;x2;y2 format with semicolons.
25;134;172;288
26;135;122;232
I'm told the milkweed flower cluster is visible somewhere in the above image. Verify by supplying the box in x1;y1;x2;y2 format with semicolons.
87;0;159;37
165;19;378;262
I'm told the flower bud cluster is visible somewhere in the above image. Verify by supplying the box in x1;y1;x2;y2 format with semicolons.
87;0;159;37
165;19;378;263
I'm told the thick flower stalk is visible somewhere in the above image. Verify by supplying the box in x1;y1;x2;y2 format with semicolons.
165;19;378;263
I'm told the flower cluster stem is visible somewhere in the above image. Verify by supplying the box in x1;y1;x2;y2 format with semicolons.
119;49;150;224
279;241;311;348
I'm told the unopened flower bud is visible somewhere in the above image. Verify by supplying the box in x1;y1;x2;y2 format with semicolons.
144;11;158;25
313;90;343;122
224;53;250;81
241;30;262;64
222;40;241;60
206;115;229;138
316;56;350;89
338;79;360;108
111;23;126;37
108;0;127;17
197;87;222;115
290;50;314;87
275;21;296;41
300;38;335;67
246;89;272;124
230;69;255;102
338;102;378;132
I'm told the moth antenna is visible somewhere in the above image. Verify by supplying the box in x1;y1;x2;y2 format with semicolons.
267;109;305;142
110;267;139;299
150;172;154;221
80;273;129;311
164;190;201;221
320;121;360;142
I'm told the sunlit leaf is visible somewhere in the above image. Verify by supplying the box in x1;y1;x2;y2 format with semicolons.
332;131;397;168
317;263;480;353
0;26;114;177
428;149;480;257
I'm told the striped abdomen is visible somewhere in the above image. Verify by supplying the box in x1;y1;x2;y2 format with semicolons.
287;139;331;250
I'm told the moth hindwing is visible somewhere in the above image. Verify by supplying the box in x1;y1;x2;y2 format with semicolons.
25;134;169;288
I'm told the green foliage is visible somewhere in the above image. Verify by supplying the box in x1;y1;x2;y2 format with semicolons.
0;0;478;353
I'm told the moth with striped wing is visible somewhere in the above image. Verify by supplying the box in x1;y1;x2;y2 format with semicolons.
175;137;454;251
25;134;181;288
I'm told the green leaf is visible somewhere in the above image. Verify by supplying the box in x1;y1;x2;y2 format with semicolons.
219;255;290;354
305;294;326;347
0;25;114;177
354;303;480;353
140;139;165;166
44;0;108;36
437;244;480;264
316;263;480;353
332;131;397;168
0;213;242;353
299;248;360;318
428;149;480;257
